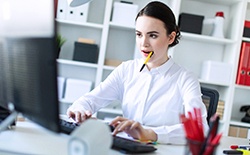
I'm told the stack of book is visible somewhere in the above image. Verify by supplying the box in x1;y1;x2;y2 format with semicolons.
228;125;250;139
202;98;225;120
216;100;225;120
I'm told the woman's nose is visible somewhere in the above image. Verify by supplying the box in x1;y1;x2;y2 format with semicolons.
141;37;149;47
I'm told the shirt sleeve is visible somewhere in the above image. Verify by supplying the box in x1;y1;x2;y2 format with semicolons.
67;62;125;114
143;124;187;144
181;71;209;137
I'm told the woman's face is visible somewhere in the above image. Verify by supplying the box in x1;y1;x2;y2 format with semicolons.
135;15;176;69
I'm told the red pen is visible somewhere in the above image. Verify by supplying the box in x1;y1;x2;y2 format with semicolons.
194;108;204;141
203;133;222;155
231;145;250;150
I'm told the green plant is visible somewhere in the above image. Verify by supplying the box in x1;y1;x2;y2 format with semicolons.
56;34;66;58
56;34;66;48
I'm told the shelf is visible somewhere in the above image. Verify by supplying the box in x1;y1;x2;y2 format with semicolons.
242;37;250;42
184;0;243;6
59;99;73;104
103;65;116;70
98;108;123;115
199;79;230;87
56;0;249;138
109;22;135;30
230;119;250;128
235;84;250;90
181;32;236;45
57;59;98;68
56;19;104;29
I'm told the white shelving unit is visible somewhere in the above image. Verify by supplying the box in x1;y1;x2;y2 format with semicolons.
56;0;250;136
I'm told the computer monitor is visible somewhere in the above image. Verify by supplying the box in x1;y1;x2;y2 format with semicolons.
0;0;60;133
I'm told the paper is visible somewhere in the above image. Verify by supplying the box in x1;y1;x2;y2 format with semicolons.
64;78;92;102
57;76;66;99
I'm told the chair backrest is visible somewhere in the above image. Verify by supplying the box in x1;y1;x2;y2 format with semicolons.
201;87;219;126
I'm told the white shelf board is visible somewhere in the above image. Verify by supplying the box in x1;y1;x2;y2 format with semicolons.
56;19;103;29
109;22;135;30
242;37;250;42
59;99;72;105
188;0;243;5
181;32;236;45
230;118;250;128
103;65;116;70
199;79;230;87
235;84;250;90
98;108;123;115
57;59;98;68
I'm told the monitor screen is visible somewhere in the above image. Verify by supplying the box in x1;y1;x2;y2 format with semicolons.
0;40;7;110
0;0;60;133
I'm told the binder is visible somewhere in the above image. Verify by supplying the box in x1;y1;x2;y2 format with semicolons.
65;3;89;22
75;3;89;23
66;6;77;21
56;0;68;20
246;43;250;86
236;42;250;85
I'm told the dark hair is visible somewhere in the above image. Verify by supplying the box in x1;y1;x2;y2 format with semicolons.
135;1;180;47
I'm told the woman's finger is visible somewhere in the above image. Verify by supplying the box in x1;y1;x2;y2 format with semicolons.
67;110;75;119
130;121;141;130
75;111;82;123
110;116;127;126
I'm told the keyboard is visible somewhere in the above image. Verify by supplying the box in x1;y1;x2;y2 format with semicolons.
59;119;157;153
112;135;157;153
59;119;80;134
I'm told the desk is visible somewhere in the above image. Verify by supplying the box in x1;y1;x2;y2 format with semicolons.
0;121;248;155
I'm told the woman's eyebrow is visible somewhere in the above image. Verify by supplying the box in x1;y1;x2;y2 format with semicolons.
147;31;159;34
135;30;159;34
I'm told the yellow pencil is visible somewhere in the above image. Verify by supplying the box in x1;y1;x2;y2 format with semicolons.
139;51;154;72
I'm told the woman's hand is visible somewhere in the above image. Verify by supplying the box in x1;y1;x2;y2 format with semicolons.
66;109;92;123
110;116;157;142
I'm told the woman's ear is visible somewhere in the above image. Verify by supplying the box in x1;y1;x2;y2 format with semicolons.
168;31;176;45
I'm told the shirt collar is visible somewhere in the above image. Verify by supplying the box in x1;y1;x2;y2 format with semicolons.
150;57;175;75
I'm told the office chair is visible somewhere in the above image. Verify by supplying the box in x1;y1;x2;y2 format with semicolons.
201;87;219;126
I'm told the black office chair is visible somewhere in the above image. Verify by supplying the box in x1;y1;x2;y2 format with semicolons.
201;87;219;126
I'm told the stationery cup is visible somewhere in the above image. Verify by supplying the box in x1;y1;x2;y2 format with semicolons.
185;138;219;155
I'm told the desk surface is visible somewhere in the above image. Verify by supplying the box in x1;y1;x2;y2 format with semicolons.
0;121;249;155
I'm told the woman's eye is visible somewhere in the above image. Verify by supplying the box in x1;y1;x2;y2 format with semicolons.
150;34;158;39
136;33;142;37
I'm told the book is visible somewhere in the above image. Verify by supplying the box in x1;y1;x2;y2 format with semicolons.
73;42;99;63
202;98;224;120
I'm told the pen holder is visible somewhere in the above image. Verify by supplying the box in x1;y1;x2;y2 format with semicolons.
185;138;219;155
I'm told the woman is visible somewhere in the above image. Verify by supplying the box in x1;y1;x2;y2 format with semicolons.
67;1;209;144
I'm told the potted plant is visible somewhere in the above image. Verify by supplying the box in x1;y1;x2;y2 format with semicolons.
56;34;66;58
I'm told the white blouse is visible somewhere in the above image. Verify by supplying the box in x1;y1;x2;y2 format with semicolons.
68;57;209;144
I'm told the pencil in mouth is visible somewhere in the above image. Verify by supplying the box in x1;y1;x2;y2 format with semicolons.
139;51;154;72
